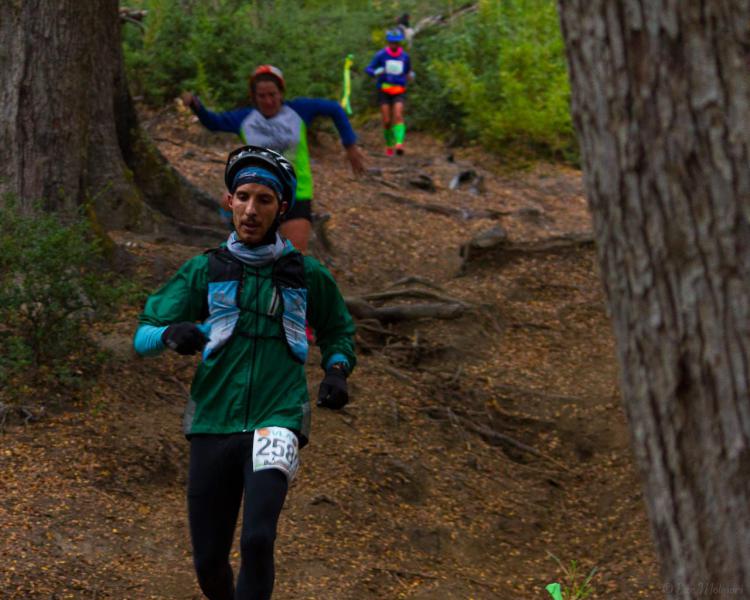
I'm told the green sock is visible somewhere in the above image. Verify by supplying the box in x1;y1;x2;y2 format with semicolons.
393;122;406;145
383;127;395;147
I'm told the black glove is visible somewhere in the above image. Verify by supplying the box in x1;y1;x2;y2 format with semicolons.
161;322;209;356
317;365;349;410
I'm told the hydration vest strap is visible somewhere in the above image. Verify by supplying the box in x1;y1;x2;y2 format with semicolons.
208;249;244;283
204;248;308;363
273;252;308;364
272;252;306;288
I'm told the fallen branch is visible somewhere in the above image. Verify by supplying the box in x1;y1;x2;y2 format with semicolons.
119;8;147;20
0;402;44;430
345;297;466;323
423;406;569;471
464;229;594;255
379;192;509;220
371;176;401;190
413;3;478;36
119;8;147;29
460;227;594;270
386;276;447;291
409;174;436;193
120;15;146;29
362;287;471;307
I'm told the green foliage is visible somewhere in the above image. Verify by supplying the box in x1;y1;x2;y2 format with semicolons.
547;553;598;599
121;0;575;161
0;196;129;406
124;2;198;105
124;0;398;109
420;0;575;160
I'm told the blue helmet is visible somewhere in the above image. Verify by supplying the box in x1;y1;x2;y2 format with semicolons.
386;28;405;43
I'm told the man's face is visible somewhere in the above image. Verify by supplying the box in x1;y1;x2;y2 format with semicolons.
229;182;287;244
254;80;283;118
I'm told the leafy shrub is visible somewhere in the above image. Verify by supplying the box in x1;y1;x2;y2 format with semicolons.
0;197;129;407
421;0;575;160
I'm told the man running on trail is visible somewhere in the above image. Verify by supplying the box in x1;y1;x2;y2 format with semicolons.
181;65;365;253
133;145;356;600
365;28;414;156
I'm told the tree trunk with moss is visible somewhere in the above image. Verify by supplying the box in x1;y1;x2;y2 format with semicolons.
0;0;222;241
558;1;750;597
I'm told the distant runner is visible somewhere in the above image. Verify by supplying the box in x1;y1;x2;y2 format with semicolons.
133;145;356;600
182;65;365;253
365;28;414;156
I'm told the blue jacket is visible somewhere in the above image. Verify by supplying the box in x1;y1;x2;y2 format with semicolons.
192;98;357;200
365;47;411;90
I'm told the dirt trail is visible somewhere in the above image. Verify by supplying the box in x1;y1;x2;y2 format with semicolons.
0;110;662;599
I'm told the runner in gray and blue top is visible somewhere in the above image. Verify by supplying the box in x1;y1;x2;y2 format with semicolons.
182;65;365;253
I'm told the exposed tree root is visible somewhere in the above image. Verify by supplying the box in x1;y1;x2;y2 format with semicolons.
460;227;594;271
347;275;470;324
422;405;569;471
346;297;465;323
379;192;510;220
361;287;471;307
385;276;446;291
0;402;44;430
370;176;401;190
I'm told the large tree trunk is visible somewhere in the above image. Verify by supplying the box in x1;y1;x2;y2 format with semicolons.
0;0;223;242
558;1;750;597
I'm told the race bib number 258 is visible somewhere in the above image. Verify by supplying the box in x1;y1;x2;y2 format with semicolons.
253;427;299;482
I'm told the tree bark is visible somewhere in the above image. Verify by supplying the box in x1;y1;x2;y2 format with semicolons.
0;0;222;241
558;1;750;597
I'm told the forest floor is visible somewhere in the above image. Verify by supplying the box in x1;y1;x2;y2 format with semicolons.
0;107;664;599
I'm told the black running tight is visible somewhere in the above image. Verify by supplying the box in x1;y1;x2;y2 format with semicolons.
187;434;288;600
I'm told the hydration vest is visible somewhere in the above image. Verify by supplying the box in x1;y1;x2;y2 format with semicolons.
201;247;308;363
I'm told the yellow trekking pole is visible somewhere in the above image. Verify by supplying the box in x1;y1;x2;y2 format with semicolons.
340;54;354;115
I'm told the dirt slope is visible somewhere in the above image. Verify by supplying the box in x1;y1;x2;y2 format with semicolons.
0;109;663;599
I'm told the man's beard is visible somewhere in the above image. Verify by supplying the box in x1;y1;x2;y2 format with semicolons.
244;212;282;248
